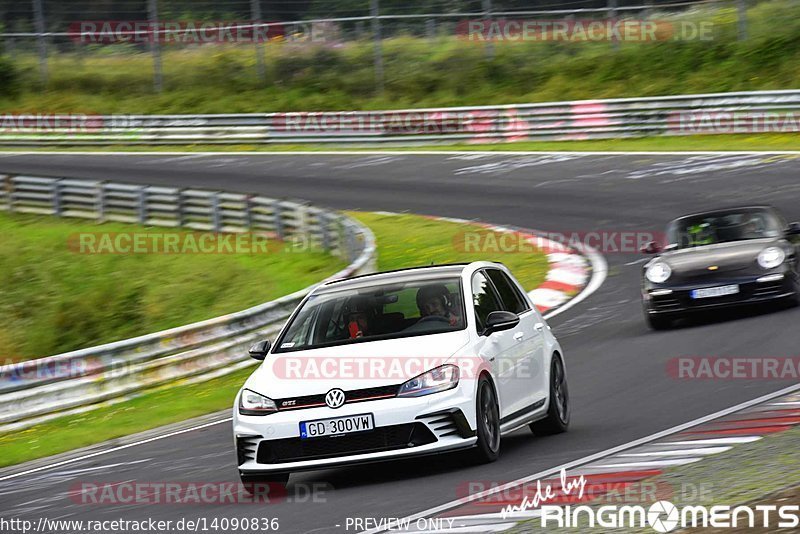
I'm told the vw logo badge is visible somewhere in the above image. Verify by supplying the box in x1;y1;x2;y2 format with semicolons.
325;388;345;409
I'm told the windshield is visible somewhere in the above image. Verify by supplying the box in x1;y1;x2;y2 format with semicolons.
667;208;784;249
274;277;466;352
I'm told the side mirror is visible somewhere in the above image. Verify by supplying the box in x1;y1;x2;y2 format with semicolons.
483;311;519;336
641;241;662;254
787;222;800;236
248;340;271;361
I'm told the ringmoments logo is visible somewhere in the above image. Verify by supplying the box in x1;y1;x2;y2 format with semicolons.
537;501;800;531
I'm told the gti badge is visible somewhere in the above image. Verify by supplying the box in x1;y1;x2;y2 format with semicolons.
325;388;346;409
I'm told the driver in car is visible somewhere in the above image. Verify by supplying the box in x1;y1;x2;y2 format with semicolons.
416;285;460;327
344;296;374;339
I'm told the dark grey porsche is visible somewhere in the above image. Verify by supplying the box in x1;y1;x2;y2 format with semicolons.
640;206;800;329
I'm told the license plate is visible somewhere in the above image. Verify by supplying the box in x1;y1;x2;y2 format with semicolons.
690;285;740;299
300;413;374;439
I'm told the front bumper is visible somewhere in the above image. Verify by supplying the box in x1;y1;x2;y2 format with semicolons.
643;273;797;316
234;385;478;474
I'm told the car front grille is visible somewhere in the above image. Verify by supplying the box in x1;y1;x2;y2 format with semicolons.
274;384;400;411
256;423;436;464
650;295;682;312
753;280;787;298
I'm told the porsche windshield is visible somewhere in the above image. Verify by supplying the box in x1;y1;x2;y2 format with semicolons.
274;277;466;352
667;208;784;249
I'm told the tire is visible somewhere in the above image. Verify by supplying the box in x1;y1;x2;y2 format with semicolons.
239;472;290;495
470;376;501;464
646;312;673;330
530;355;570;436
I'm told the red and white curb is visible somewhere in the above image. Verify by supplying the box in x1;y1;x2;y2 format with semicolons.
387;212;601;317
360;383;800;533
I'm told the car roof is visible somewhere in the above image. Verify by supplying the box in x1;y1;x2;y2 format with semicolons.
316;262;504;294
671;205;778;222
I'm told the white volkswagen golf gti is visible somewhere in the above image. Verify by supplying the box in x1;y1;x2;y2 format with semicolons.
233;262;569;485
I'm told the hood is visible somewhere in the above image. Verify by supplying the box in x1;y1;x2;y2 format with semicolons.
656;238;786;278
243;330;471;399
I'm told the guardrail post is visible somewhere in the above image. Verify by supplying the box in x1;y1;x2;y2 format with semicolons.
345;223;357;263
273;199;284;240
176;189;185;227
320;211;331;252
211;192;222;232
97;182;106;222
52;179;62;216
137;187;148;224
3;175;12;212
243;195;253;230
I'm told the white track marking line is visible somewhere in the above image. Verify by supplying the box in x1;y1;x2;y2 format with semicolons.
0;417;231;482
666;437;761;445
1;150;800;156
593;459;703;468
615;446;731;457
359;382;800;534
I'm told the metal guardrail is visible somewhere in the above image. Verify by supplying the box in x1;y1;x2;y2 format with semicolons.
0;174;376;432
0;90;797;145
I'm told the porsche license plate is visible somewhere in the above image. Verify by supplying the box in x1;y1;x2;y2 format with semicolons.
690;285;739;299
300;413;374;439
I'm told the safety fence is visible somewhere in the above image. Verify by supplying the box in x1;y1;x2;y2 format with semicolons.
0;174;376;432
0;90;797;145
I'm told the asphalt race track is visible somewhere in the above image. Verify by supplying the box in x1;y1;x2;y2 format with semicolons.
2;152;800;533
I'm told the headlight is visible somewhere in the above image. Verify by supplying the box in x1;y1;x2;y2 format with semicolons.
758;247;785;269
239;389;277;415
645;262;672;283
398;365;459;397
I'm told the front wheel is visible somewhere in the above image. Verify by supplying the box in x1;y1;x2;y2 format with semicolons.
470;377;501;463
530;355;570;436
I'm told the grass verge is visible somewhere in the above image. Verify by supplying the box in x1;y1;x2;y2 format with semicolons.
0;211;550;468
2;134;797;153
0;211;345;361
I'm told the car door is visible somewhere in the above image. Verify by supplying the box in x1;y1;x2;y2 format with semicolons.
485;268;548;413
471;270;522;420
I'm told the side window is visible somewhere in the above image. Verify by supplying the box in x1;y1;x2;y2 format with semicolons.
486;269;530;314
471;271;503;331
